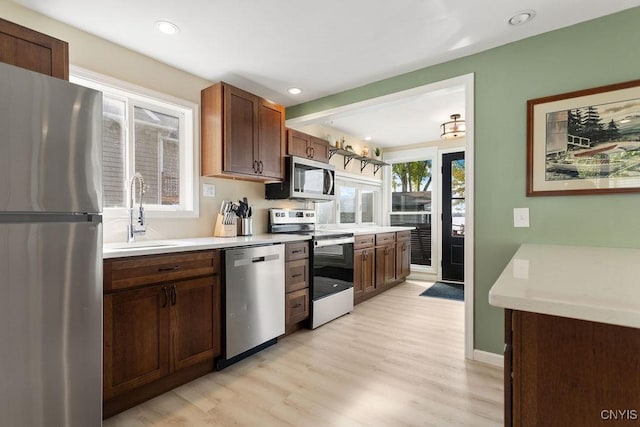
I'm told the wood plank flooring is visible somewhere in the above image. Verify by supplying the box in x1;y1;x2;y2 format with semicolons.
103;281;503;426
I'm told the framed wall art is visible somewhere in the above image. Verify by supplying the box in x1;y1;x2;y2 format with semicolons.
527;79;640;196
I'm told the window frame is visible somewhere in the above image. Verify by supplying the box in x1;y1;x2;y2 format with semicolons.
316;172;381;227
383;147;438;273
70;66;199;218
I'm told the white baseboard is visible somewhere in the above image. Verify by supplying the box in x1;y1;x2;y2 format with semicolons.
473;350;504;367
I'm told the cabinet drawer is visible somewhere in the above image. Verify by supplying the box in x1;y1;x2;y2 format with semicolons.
396;230;411;241
286;259;308;293
105;250;219;292
285;241;309;261
286;288;309;324
375;232;396;246
354;234;375;250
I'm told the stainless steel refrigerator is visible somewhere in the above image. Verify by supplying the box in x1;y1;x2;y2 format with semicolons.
0;62;103;426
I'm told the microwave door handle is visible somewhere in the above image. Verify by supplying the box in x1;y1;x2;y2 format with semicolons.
325;169;334;195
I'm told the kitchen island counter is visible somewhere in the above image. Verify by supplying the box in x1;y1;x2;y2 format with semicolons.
490;243;640;427
489;243;640;329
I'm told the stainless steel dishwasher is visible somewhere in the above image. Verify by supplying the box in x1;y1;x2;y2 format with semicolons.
219;244;285;368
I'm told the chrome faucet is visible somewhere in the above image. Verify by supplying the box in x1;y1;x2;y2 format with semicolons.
127;173;146;243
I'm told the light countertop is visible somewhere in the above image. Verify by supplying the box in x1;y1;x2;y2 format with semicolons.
103;234;311;259
322;226;415;235
489;243;640;329
103;226;415;259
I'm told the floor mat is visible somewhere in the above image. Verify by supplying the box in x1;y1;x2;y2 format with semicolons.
419;281;464;301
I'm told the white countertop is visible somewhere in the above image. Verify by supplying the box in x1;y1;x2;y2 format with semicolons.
322;226;415;235
489;243;640;329
103;226;414;259
103;234;310;259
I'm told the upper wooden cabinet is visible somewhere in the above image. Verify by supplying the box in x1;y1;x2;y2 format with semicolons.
201;82;285;181
287;129;330;163
0;18;69;80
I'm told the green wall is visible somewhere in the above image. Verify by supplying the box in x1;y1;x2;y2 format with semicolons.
288;8;640;354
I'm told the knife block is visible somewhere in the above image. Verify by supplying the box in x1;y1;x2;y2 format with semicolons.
214;213;237;237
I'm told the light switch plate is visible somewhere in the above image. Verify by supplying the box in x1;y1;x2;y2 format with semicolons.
513;207;530;228
203;183;216;197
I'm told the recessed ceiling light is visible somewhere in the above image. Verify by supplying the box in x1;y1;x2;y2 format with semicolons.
156;20;180;35
364;136;372;141
508;10;536;26
287;87;302;95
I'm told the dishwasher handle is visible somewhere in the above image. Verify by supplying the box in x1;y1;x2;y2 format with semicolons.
233;252;281;268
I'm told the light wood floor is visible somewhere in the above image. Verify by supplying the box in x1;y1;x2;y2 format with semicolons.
104;281;503;426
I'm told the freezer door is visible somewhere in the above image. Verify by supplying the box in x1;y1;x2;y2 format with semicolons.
0;219;102;427
0;62;102;213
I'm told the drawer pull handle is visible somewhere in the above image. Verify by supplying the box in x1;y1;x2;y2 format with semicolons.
291;249;304;254
158;266;180;272
292;303;302;309
292;273;303;278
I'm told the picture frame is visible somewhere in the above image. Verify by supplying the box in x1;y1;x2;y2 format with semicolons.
526;79;640;196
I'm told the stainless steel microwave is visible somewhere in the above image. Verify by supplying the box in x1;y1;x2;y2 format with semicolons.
265;156;335;201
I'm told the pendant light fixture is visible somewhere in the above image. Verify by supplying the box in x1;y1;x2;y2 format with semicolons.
440;114;466;139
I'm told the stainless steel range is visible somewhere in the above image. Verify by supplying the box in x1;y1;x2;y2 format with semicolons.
269;209;354;328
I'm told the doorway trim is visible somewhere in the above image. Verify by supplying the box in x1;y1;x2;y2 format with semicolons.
287;73;475;359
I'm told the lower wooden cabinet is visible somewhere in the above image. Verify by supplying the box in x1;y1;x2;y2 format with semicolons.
171;276;221;371
375;244;396;288
284;242;310;334
103;284;169;400
396;232;411;280
505;309;640;426
354;232;411;305
286;288;309;324
354;248;375;299
103;250;221;418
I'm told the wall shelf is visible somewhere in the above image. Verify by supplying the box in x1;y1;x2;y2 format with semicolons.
328;148;389;175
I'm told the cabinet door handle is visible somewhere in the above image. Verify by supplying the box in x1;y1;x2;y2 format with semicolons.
306;146;311;157
292;303;302;309
310;147;315;158
253;160;259;173
161;286;168;308
170;285;177;305
292;273;303;278
259;160;264;174
158;265;180;272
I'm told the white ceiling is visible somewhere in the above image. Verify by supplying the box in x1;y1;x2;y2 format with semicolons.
11;0;640;147
290;83;466;146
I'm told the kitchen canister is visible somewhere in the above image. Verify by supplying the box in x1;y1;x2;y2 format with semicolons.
238;218;253;236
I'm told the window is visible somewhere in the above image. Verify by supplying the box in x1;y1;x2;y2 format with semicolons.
70;67;198;217
385;147;437;270
316;175;381;225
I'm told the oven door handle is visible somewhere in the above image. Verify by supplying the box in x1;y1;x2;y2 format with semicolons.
314;237;354;248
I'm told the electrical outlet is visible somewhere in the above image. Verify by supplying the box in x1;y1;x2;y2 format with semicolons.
203;183;216;197
513;208;530;228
